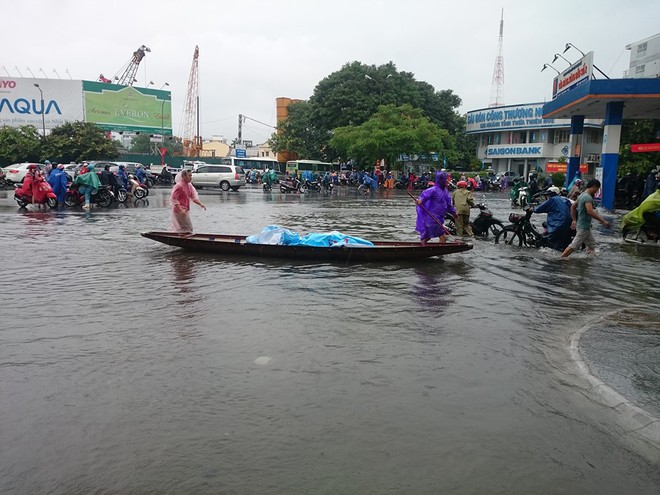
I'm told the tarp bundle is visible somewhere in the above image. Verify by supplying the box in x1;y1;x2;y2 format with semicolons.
246;225;374;247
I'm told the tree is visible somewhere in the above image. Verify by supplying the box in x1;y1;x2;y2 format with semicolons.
269;101;329;160
330;104;453;169
618;119;660;176
272;61;465;160
0;125;42;166
130;133;184;155
41;121;119;163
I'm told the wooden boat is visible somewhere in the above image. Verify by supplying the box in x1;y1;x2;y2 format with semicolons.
141;231;473;262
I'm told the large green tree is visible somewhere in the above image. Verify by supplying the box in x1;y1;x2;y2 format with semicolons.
270;61;467;163
0;125;42;166
330;104;452;169
41;121;119;163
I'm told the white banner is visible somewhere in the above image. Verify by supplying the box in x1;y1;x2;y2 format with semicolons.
0;77;84;130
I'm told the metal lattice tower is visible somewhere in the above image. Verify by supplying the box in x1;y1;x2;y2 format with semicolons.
489;10;504;108
183;46;201;157
116;45;151;86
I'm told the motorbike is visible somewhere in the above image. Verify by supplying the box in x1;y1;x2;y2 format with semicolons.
444;203;505;238
483;178;501;192
303;179;322;192
279;177;307;193
511;186;530;208
263;181;272;192
128;176;149;199
64;184;114;208
14;183;58;209
0;170;7;189
622;213;659;245
495;207;576;250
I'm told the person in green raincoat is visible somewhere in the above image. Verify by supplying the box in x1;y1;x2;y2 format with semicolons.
510;177;528;204
73;163;102;209
264;168;277;188
622;181;660;234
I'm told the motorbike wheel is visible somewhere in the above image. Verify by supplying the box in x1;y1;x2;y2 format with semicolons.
299;184;308;194
46;197;58;209
444;218;457;236
15;197;28;207
96;191;113;208
520;195;528;208
487;220;505;238
358;185;367;195
495;226;526;246
64;193;78;207
116;190;128;203
134;188;147;200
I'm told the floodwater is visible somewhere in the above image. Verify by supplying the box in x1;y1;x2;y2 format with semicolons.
0;185;658;494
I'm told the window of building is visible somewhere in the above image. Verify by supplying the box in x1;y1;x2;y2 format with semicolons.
636;64;646;75
585;128;602;144
529;131;538;143
637;42;647;56
553;130;570;144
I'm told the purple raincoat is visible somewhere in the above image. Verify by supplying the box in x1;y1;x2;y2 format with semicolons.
415;171;456;240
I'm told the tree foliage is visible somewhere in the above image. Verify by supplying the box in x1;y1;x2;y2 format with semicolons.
618;119;660;176
41;121;119;163
330;104;452;169
0;125;42;166
130;133;184;155
270;61;466;164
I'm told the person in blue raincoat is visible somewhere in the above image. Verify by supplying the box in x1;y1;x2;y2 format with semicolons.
47;163;68;204
533;186;573;250
135;164;147;185
117;165;129;189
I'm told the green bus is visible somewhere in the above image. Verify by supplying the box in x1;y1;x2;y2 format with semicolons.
285;160;335;177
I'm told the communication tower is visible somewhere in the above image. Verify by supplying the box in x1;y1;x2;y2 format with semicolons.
489;9;504;107
183;46;202;157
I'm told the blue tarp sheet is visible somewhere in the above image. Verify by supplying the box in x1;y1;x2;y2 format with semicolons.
246;225;374;247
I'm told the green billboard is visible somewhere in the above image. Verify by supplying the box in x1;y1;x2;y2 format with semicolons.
83;81;172;135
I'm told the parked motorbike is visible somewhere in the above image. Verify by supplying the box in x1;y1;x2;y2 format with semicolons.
622;214;659;245
128;176;149;199
64;184;114;208
444;203;505;238
303;179;322;192
279;177;307;193
14;183;58;209
511;186;530;208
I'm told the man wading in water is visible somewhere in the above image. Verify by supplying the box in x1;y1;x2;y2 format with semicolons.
561;179;610;258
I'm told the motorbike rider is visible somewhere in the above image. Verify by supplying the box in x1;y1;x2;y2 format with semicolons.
263;168;276;189
622;177;660;236
135;164;147;186
568;178;583;201
47;163;68;205
73;163;101;209
117;164;129;190
160;165;173;184
533;186;573;251
510;177;528;204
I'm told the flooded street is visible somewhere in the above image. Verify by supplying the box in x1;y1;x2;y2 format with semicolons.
0;185;658;494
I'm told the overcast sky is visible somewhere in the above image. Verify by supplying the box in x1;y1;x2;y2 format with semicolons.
4;0;659;144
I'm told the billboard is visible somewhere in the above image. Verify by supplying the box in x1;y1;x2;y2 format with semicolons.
83;81;171;135
0;77;83;130
552;52;594;100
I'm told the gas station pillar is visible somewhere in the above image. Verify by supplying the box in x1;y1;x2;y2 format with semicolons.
566;115;584;189
600;102;623;209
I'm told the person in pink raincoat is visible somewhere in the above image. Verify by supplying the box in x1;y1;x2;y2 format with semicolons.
170;170;206;233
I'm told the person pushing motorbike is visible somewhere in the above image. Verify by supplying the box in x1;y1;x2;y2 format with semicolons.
533;186;573;251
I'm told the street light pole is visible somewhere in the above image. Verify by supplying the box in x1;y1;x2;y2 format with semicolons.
33;83;46;138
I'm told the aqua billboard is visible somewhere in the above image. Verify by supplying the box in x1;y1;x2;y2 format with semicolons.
83;81;171;135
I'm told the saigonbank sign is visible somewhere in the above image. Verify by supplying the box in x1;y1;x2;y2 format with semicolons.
486;144;547;159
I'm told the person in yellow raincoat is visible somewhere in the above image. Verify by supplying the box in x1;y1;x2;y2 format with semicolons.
621;179;660;237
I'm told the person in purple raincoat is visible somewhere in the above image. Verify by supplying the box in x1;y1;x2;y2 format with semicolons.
415;171;456;245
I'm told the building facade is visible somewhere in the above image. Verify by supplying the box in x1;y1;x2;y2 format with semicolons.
466;102;604;178
624;33;660;79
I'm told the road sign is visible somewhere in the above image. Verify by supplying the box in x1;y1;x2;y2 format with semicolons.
235;149;246;158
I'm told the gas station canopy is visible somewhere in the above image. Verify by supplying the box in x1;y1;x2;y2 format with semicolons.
543;78;660;120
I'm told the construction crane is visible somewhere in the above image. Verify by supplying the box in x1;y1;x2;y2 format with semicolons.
109;45;151;86
183;45;202;157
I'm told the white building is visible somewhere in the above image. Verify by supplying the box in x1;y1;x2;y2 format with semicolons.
624;32;660;79
465;102;604;178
